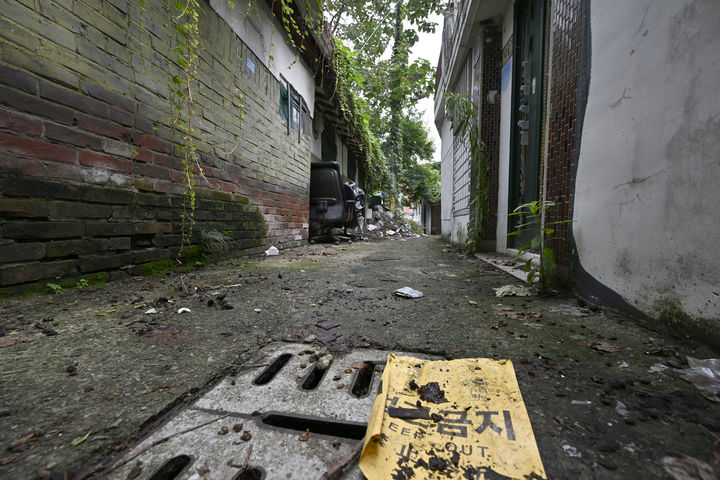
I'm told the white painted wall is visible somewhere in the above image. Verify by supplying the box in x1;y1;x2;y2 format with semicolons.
496;4;514;253
210;0;315;112
438;119;454;240
574;0;720;320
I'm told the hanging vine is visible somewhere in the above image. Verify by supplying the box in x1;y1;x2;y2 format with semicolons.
331;37;390;193
445;92;490;252
170;0;210;253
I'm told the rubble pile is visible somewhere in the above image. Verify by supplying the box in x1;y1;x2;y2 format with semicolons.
364;205;420;239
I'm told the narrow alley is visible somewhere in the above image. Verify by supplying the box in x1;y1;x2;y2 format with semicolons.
1;236;718;479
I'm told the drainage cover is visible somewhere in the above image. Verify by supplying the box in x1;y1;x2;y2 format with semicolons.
107;343;438;479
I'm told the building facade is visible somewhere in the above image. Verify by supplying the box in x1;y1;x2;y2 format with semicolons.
0;0;364;288
435;0;720;342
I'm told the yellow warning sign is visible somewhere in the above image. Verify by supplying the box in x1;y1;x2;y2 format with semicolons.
359;354;546;480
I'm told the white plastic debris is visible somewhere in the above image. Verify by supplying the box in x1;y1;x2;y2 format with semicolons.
144;308;157;315
493;284;536;297
615;400;629;417
386;229;396;235
562;444;582;458
677;357;720;402
393;286;424;299
176;307;192;314
571;400;592;405
367;224;378;231
649;363;668;373
264;246;279;256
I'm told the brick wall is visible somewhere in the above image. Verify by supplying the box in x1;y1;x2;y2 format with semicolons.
545;0;580;266
0;0;313;287
479;22;502;243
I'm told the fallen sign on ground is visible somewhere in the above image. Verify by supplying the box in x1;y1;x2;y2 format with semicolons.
359;354;546;480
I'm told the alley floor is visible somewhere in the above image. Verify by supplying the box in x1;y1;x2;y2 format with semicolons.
1;236;719;479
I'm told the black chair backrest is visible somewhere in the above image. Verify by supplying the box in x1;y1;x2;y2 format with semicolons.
310;162;345;226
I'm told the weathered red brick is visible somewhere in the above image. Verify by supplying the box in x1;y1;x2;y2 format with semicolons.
0;133;77;163
45;123;102;149
77;114;129;140
135;134;170;153
0;198;49;218
0;155;45;176
0;108;43;136
134;162;170;179
79;150;132;173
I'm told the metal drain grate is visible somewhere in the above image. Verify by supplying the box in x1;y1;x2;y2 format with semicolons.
107;344;437;479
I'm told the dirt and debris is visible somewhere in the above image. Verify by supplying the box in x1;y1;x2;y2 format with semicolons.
1;237;718;479
417;382;448;404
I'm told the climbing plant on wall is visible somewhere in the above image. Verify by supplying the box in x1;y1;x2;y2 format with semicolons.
445;92;490;253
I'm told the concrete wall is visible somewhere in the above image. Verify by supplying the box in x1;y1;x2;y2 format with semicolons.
0;0;314;288
495;4;514;253
438;119;453;240
209;0;315;110
573;0;720;322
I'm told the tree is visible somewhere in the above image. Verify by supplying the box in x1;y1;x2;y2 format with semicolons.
324;0;443;205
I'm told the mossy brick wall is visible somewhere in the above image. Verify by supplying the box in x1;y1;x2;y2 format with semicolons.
0;0;312;287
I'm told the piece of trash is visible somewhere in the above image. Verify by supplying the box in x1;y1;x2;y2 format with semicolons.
618;362;630;369
316;354;333;370
367;224;377;231
386;229;395;235
360;354;546;478
676;357;720;403
144;308;157;315
468;300;477;305
662;453;719;480
493;284;536;297
615;400;629;417
562;444;582;458
649;363;668;373
523;322;543;329
393;287;424;299
71;432;90;447
253;308;262;313
264;246;279;256
0;338;26;348
298;429;310;441
176;307;192;314
583;340;621;353
570;400;592;405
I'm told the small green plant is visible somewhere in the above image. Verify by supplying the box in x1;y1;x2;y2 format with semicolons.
508;200;572;288
75;279;89;289
46;283;63;294
200;229;232;253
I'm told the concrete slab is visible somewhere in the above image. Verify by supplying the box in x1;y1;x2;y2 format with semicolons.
105;343;439;479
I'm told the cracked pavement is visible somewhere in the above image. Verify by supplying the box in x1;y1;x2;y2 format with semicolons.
1;236;719;479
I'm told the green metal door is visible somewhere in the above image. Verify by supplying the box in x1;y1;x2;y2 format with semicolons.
508;0;545;247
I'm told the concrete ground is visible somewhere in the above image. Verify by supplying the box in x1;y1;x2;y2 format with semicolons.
1;236;719;479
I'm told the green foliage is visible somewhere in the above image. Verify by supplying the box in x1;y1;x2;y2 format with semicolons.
400;161;440;205
326;0;441;201
445;93;489;253
75;279;89;289
507;200;572;288
200;229;232;252
46;283;63;294
332;37;390;194
171;0;204;254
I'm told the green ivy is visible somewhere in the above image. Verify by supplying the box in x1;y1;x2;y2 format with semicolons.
445;92;490;252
